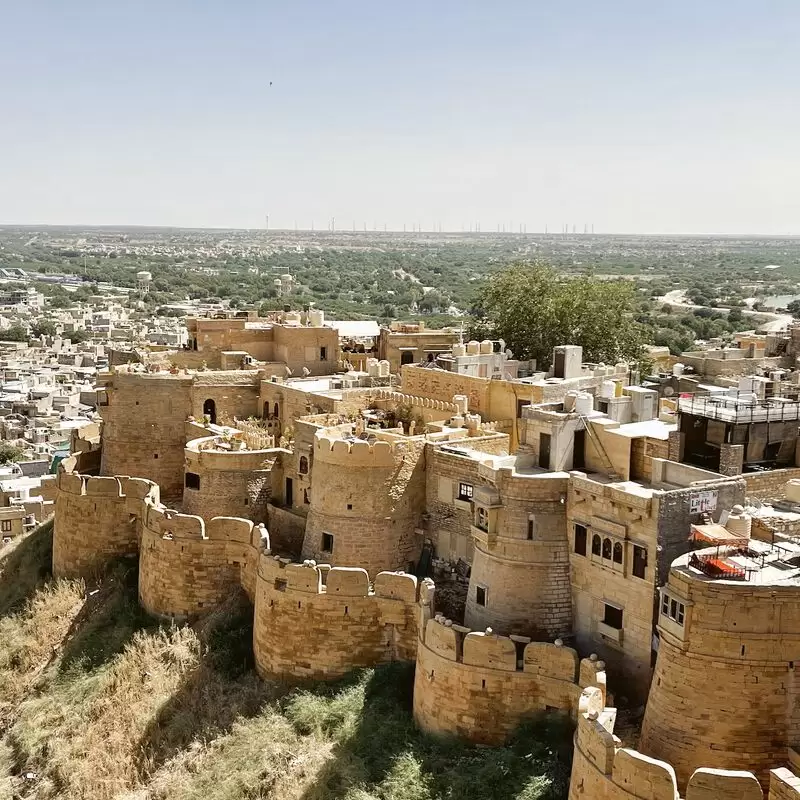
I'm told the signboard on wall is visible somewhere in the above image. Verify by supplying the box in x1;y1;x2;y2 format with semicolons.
689;490;718;514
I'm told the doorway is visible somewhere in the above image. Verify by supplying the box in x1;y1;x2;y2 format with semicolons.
539;433;551;470
574;430;586;469
203;398;217;425
285;477;293;507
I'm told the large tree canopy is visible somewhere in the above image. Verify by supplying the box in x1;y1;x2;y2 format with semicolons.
472;263;647;370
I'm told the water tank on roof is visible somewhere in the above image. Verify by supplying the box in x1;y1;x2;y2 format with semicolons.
136;271;152;283
600;380;616;399
672;363;685;377
725;505;752;539
575;393;593;416
308;309;324;327
480;340;493;354
452;343;466;357
284;310;301;325
466;340;480;355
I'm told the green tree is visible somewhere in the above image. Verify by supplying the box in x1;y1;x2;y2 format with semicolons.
787;300;800;318
0;442;23;465
473;263;647;369
31;320;57;338
2;325;28;342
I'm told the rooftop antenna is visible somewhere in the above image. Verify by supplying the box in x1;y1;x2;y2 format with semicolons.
331;216;335;232
459;321;465;345
265;214;269;231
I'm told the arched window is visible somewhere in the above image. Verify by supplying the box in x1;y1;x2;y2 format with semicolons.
273;402;280;418
613;542;623;564
602;538;612;560
400;351;415;366
203;398;217;425
591;534;601;556
263;401;270;419
299;455;309;475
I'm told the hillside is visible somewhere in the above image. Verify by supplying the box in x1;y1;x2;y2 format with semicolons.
0;524;572;800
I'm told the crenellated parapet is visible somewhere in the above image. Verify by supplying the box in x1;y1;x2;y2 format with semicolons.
138;506;270;620
313;432;407;467
302;429;427;575
569;688;800;799
253;558;427;680
413;613;606;745
53;469;159;578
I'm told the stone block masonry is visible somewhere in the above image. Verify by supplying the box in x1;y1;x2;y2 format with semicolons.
253;558;424;680
413;612;607;745
569;688;800;799
53;471;159;578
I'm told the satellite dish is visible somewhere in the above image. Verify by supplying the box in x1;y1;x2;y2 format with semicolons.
664;386;675;397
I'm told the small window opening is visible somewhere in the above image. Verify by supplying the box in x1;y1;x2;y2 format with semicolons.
476;586;487;607
322;532;334;553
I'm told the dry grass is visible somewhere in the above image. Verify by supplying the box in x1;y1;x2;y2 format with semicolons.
0;525;571;800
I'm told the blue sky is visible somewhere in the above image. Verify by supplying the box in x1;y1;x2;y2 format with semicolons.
2;0;800;233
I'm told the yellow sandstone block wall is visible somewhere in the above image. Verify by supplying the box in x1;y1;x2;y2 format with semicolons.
569;689;800;799
253;558;424;680
138;509;263;620
182;438;277;523
465;471;572;639
302;434;426;575
98;372;194;501
413;614;607;745
53;471;159;578
639;567;800;789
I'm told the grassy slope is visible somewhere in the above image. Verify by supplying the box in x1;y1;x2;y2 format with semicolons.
0;525;572;800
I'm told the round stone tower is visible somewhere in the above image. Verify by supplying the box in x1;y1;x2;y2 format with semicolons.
98;372;193;501
301;430;426;576
639;544;800;789
464;469;572;639
182;434;277;522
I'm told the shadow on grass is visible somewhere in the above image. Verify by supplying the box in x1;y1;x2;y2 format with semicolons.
0;519;53;617
57;558;158;675
290;663;574;800
135;590;278;777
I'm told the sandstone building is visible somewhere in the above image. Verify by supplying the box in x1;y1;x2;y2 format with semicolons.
45;318;800;798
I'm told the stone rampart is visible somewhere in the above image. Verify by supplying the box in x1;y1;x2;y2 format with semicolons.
465;470;572;639
53;470;159;578
413;615;606;744
182;435;278;522
302;431;426;575
253;558;426;680
139;508;266;620
312;433;406;467
569;689;800;799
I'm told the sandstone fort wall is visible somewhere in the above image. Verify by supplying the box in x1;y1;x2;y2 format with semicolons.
465;470;572;640
569;690;800;799
181;436;277;522
253;557;424;680
139;508;263;620
53;471;159;578
413;615;606;745
98;372;193;500
639;566;800;789
302;434;426;575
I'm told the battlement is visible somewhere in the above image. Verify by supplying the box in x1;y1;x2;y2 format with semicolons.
373;388;461;414
53;466;161;578
253;557;424;680
570;689;800;799
313;432;406;466
413;614;606;744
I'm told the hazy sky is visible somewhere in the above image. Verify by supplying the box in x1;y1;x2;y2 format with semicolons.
3;0;800;234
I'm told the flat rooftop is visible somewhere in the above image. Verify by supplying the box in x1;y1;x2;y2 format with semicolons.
674;538;800;586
